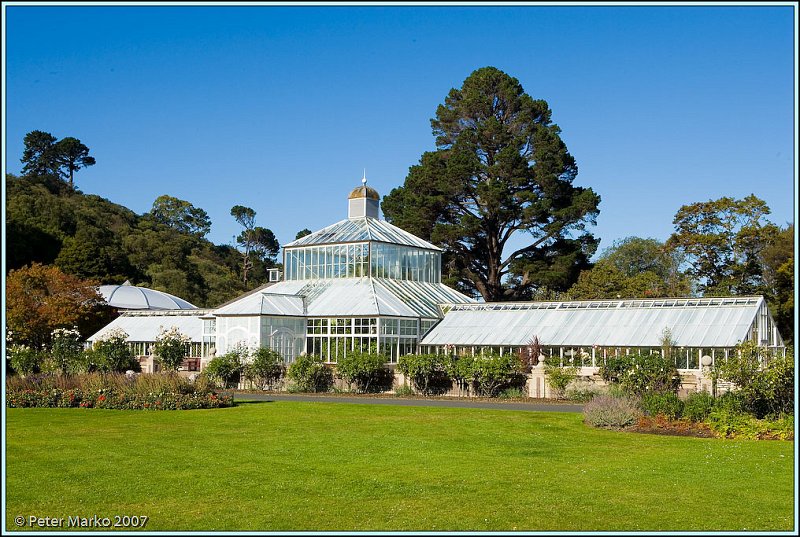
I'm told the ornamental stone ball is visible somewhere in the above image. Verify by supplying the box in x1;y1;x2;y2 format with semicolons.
701;355;712;367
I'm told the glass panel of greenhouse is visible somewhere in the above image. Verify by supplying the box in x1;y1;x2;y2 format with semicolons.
284;242;440;283
261;316;306;362
420;297;786;369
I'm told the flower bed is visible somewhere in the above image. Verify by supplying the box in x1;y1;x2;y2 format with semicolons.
8;387;232;410
6;373;233;410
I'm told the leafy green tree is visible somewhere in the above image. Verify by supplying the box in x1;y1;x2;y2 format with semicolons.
231;205;280;286
759;224;794;344
231;205;257;285
6;218;63;271
249;227;280;263
20;131;96;189
20;130;59;177
295;228;312;240
149;195;212;237
568;237;691;299
53;137;96;189
667;195;775;296
55;225;134;283
382;67;600;301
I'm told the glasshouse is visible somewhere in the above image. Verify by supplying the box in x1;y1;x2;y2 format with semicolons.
87;181;786;386
207;181;474;363
421;296;785;368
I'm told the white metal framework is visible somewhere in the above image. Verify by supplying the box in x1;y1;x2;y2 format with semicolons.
422;296;785;370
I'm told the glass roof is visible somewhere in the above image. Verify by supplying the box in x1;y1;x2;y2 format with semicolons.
423;296;776;348
88;310;208;342
98;283;197;310
284;217;441;251
213;278;474;319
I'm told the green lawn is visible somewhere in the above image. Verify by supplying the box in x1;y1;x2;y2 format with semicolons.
5;401;795;532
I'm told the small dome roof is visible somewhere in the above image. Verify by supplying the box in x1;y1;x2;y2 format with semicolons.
98;282;198;310
348;185;380;200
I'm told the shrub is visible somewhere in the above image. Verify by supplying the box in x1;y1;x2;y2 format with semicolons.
544;364;578;399
498;387;525;399
714;390;748;414
758;354;794;417
394;384;415;397
287;354;333;393
470;352;526;397
204;347;247;389
583;395;642;429
243;347;286;390
618;352;680;396
598;354;634;384
640;392;684;420
335;349;390;393
50;327;84;375
706;409;794;440
151;326;191;372
444;354;475;396
683;391;716;422
91;328;140;373
565;385;603;402
397;353;451;395
8;344;43;376
716;341;794;418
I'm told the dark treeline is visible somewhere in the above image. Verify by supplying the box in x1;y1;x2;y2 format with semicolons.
6;171;279;308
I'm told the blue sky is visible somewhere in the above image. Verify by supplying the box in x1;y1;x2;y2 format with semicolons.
3;3;796;260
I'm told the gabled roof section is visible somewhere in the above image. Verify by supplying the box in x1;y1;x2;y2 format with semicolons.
283;217;441;251
213;291;305;316
212;278;474;319
422;296;777;348
87;310;210;342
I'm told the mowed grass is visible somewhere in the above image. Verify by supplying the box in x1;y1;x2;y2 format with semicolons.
5;401;795;532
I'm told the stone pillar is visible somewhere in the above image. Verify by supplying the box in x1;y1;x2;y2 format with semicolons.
528;355;548;399
697;354;713;394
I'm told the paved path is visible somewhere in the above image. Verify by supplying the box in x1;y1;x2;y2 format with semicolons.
229;392;584;413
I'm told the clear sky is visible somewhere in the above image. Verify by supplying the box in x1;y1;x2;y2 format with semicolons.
3;2;796;260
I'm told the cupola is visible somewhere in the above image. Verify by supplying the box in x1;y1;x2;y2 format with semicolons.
348;172;380;219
